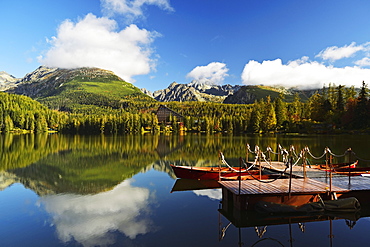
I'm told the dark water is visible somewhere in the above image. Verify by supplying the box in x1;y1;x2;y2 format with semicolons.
1;133;370;247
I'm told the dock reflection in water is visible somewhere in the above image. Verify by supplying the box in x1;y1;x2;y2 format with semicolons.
171;176;369;247
218;206;363;247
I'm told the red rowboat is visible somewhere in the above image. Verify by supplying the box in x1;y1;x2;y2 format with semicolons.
309;160;358;170
170;164;259;180
331;166;370;176
221;173;286;181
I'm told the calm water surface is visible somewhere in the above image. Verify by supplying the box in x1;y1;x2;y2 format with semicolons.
1;133;370;247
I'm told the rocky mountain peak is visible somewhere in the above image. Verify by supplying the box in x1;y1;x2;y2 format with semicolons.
19;66;59;84
168;81;179;90
0;71;17;83
150;81;240;102
7;66;124;98
0;71;19;91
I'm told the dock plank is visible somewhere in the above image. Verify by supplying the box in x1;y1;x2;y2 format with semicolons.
315;176;370;191
219;177;349;196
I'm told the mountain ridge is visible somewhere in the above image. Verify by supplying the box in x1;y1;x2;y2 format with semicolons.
147;81;240;102
0;71;19;91
2;66;318;106
5;66;154;112
145;81;315;103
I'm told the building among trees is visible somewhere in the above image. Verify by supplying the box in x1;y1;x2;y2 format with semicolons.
156;105;183;123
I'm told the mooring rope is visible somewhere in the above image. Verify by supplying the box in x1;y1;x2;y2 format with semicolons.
220;222;232;240
246;144;255;154
326;147;347;158
242;158;289;183
306;147;327;160
254;226;267;238
250;237;285;247
249;144;370;164
291;145;300;159
353;155;370;162
219;152;256;172
266;146;279;155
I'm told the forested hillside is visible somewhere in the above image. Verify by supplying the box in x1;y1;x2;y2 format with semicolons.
0;92;60;132
1;69;369;134
10;67;155;113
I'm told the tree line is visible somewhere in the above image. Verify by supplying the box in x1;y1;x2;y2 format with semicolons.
0;82;369;134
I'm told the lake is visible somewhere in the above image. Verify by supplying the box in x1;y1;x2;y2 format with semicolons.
1;133;370;247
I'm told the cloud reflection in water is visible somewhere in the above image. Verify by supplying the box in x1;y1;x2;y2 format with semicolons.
40;179;153;246
193;189;222;200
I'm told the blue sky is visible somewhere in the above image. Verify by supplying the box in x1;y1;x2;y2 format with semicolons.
2;0;370;91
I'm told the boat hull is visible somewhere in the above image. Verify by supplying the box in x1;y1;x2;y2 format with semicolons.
170;165;259;180
310;161;358;170
333;166;370;176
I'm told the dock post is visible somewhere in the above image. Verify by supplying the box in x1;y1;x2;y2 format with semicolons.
218;151;222;181
325;147;333;198
347;148;352;184
238;157;242;195
246;143;249;163
259;149;262;180
267;146;271;166
288;156;293;199
255;145;262;180
303;147;307;178
346;148;352;163
329;165;333;199
325;147;329;178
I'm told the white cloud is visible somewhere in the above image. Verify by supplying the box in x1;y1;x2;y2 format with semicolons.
186;62;229;85
40;180;153;246
241;58;370;89
316;42;365;62
101;0;173;20
355;57;370;67
38;13;158;82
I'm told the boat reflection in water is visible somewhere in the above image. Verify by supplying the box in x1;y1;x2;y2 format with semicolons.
170;178;221;192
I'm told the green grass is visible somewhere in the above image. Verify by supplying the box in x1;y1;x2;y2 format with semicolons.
238;85;306;102
38;76;155;112
79;80;142;97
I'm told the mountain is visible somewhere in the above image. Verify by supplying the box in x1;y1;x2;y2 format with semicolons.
3;66;318;108
8;66;154;111
144;81;314;104
223;85;314;103
148;81;240;102
0;71;19;91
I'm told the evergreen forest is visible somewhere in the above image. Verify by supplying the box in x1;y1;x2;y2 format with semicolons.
1;82;370;134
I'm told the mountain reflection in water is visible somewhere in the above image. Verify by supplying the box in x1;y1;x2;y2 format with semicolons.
2;133;370;246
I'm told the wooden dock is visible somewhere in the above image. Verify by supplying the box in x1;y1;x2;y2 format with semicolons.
219;177;351;211
219;178;349;196
219;163;370;210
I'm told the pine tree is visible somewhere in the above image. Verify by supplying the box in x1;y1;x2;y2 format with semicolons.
308;92;324;121
249;101;262;133
34;113;48;132
354;81;369;129
274;93;286;128
3;115;14;132
261;96;277;132
288;93;302;123
336;85;345;112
